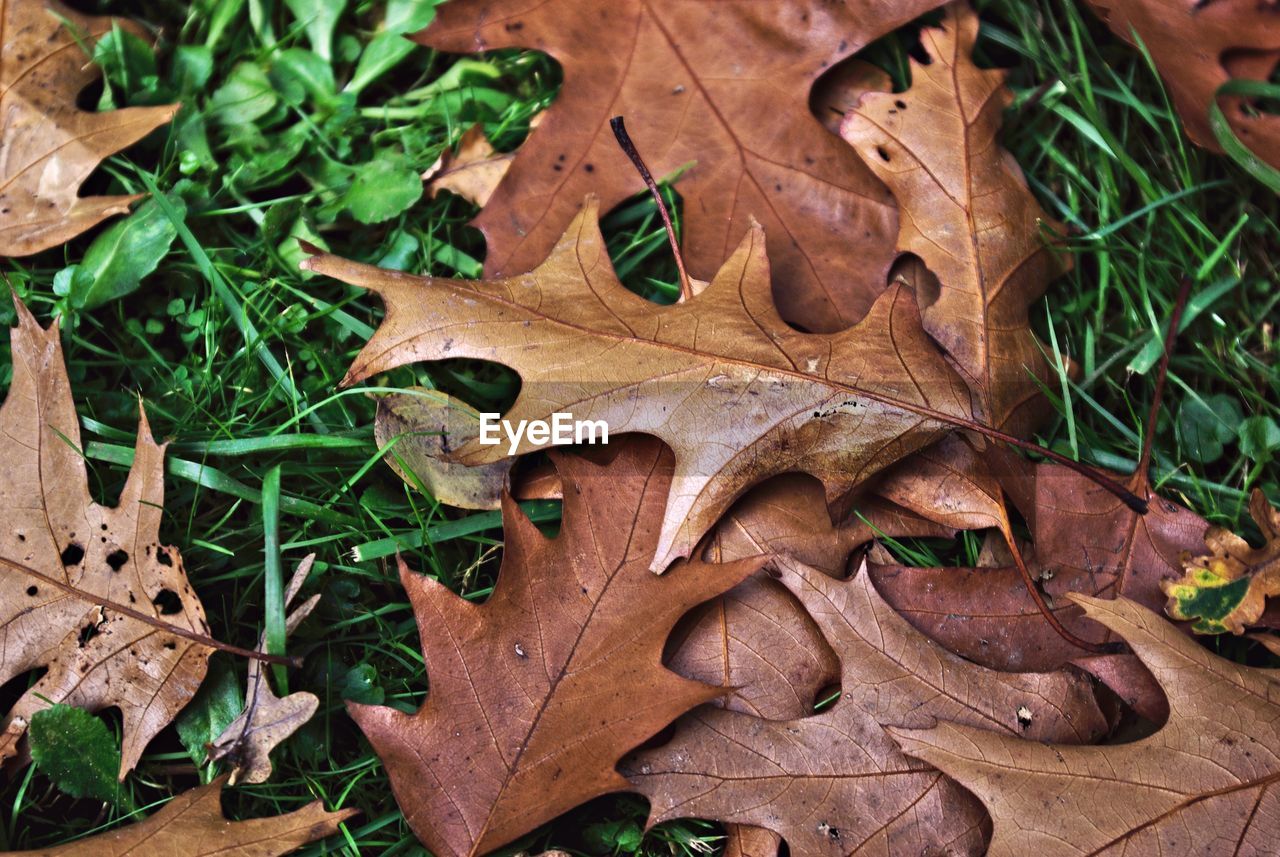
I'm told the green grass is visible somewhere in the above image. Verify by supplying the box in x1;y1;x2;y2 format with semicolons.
0;0;1276;853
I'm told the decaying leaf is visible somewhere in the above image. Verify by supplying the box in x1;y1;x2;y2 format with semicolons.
0;0;178;256
670;477;849;721
672;467;970;857
207;556;321;785
3;776;354;856
423;120;536;208
844;4;1066;434
874;450;1210;672
375;388;515;509
0;299;211;775
627;558;1106;857
893;592;1280;856
346;439;762;857
1086;0;1280;169
413;0;954;332
303;198;972;572
1163;488;1280;634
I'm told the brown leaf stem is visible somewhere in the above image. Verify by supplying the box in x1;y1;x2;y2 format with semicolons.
1135;276;1194;485
610;116;694;302
999;527;1109;654
0;555;301;668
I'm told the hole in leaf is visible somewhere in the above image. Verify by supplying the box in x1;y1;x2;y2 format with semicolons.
26;586;37;597
153;589;182;615
60;543;84;566
105;549;128;572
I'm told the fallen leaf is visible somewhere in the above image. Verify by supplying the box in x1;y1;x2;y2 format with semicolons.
668;465;969;857
413;0;953;333
375;388;515;509
345;439;762;857
844;4;1067;434
0;298;211;775
423;122;526;208
873;450;1210;671
0;0;178;256
1086;0;1280;170
669;477;851;720
3;776;355;856
626;559;1107;857
207;555;321;784
302;198;973;572
1163;488;1280;634
892;591;1280;856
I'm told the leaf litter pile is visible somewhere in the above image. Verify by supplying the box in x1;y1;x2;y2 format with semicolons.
0;0;1278;855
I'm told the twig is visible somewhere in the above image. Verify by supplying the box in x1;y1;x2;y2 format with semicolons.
0;555;302;668
610;116;694;302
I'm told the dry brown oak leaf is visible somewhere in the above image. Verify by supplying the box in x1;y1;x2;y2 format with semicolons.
423;121;529;208
345;439;763;857
873;449;1209;673
1086;0;1280;171
0;299;211;774
302;198;973;573
0;0;177;256
844;3;1067;436
413;0;954;333
673;445;988;724
670;474;858;857
0;777;355;856
668;467;971;857
627;558;1107;857
893;592;1280;856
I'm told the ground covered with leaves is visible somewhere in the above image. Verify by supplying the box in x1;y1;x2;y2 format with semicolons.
0;0;1278;854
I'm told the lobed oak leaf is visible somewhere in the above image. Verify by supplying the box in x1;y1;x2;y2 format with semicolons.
892;592;1280;856
0;0;178;256
843;3;1067;434
0;298;211;775
1086;0;1280;171
302;198;973;572
672;457;980;723
873;450;1210;673
345;439;763;857
1163;488;1280;635
1;776;355;856
626;558;1107;857
670;469;964;857
412;0;953;333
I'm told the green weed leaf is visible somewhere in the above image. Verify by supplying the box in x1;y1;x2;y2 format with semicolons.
29;705;123;805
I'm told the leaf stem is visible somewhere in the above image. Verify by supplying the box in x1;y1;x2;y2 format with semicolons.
1000;525;1108;654
0;556;301;668
610;116;694;302
1136;276;1193;486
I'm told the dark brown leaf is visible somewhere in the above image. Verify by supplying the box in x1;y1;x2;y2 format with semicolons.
346;439;761;857
627;558;1107;857
413;0;953;332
